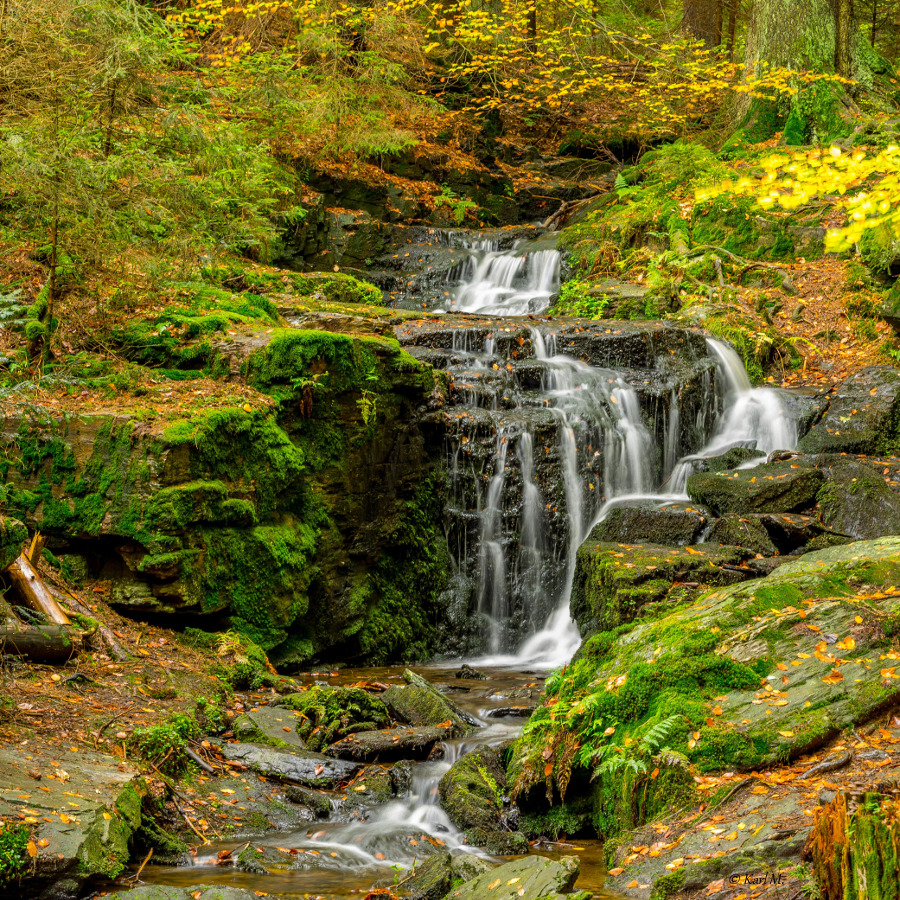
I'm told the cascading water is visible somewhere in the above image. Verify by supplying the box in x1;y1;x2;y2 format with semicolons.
399;235;801;669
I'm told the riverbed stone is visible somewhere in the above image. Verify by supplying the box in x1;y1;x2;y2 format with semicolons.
798;366;900;455
219;742;361;787
815;455;900;540
325;725;448;762
570;540;751;635
446;855;590;900
380;669;472;736
342;764;395;812
704;514;777;556
589;503;710;546
687;460;823;515
0;745;144;896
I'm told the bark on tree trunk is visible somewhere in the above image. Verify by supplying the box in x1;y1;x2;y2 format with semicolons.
0;624;80;662
835;0;854;76
805;791;900;899
682;0;722;46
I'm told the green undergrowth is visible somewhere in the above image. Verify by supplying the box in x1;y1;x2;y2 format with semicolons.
0;824;31;886
129;711;201;775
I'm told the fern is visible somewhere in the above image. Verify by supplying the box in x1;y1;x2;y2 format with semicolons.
642;714;683;752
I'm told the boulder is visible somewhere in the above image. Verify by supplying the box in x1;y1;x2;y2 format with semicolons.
219;742;361;787
687;460;823;515
438;746;528;853
798;366;900;455
380;669;474;736
325;725;448;762
446;855;590;900
689;445;765;473
571;540;751;635
704;514;777;556
456;664;488;680
590;503;709;546
0;746;144;897
815;456;900;540
342;764;395;812
450;854;491;882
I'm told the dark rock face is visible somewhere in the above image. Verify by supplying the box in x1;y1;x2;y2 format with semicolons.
687;460;824;515
797;366;900;455
816;456;900;540
438;746;528;853
219;742;362;787
704;514;777;556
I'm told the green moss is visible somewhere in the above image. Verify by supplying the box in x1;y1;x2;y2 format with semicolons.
650;868;687;900
129;712;200;775
276;686;390;750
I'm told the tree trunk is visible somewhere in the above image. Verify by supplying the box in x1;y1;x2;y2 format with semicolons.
805;791;900;899
735;0;863;140
0;624;80;662
682;0;722;46
835;0;854;76
727;0;738;59
8;554;72;626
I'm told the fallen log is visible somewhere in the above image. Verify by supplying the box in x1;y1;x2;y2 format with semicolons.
46;583;130;662
8;554;71;626
0;623;80;662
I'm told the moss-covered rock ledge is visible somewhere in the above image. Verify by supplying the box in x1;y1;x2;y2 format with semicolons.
0;320;449;666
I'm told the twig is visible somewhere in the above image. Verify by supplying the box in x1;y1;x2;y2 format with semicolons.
127;848;153;883
172;796;210;845
185;745;215;775
95;703;137;747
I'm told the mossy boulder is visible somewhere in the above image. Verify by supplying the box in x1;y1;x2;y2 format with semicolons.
570;540;751;636
342;764;395;812
798;366;900;455
686;460;823;516
438;746;528;853
325;724;447;762
513;536;900;837
381;669;472;737
391;850;452;900
815;456;900;540
589;504;709;547
275;686;390;751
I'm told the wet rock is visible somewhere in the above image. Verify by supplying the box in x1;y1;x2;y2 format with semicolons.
757;512;852;553
283;784;333;817
275;686;391;751
232;705;307;748
102;888;264;900
485;706;536;718
381;669;473;736
393;850;452;900
798;366;900;455
390;759;414;796
325;725;448;762
446;855;590;900
571;540;751;635
815;456;900;540
438;747;527;853
704;514;777;556
689;445;765;473
219;742;361;788
687;459;823;515
456;664;488;680
589;503;709;546
0;746;143;897
450;854;491;882
235;843;296;875
342;764;395;812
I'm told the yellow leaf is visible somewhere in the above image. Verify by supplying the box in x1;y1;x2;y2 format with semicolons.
778;730;794;737
489;879;501;890
26;841;37;858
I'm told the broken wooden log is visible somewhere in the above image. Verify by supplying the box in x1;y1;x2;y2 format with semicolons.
0;623;80;662
7;553;71;626
46;583;130;662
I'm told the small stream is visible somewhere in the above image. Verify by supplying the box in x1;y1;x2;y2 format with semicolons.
141;230;800;899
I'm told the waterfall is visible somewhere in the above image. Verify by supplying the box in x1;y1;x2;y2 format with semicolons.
442;237;561;316
403;238;800;670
